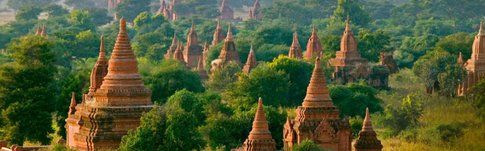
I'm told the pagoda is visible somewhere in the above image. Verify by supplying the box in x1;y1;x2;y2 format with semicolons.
329;18;369;84
242;46;258;74
219;0;234;20
202;43;210;67
212;20;225;46
87;35;108;96
239;98;277;151
196;55;208;80
288;32;303;59
248;0;262;20
458;22;485;95
304;26;323;60
174;43;186;65
283;58;352;151
164;33;179;60
218;25;239;63
353;108;383;151
65;19;153;150
184;23;203;68
157;0;176;21
211;25;240;71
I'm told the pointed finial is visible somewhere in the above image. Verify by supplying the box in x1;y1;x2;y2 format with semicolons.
68;92;77;115
225;24;233;41
457;52;464;65
362;108;373;132
120;18;127;32
479;21;484;35
345;16;351;31
99;35;106;59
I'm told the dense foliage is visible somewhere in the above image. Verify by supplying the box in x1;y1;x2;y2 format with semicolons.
0;0;484;150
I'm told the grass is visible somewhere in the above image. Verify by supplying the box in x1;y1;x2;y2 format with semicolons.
376;69;485;151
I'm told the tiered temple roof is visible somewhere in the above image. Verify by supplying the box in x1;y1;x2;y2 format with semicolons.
288;32;303;59
88;35;108;96
65;19;152;150
184;23;203;68
353;108;383;151
459;22;485;95
212;20;225;46
217;25;240;64
174;43;185;64
241;98;277;151
329;18;370;84
283;58;351;151
164;33;179;59
304;26;323;60
330;19;367;67
197;55;208;80
243;46;258;74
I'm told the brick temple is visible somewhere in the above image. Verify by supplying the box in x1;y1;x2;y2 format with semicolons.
458;22;485;95
283;58;352;150
238;98;277;151
65;19;153;150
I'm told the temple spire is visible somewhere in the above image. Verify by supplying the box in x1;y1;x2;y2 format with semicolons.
302;57;333;107
212;20;225;46
174;43;185;63
340;17;357;52
217;23;240;64
479;21;484;36
243;45;257;74
304;25;323;60
457;52;464;65
242;98;276;151
165;32;178;59
98;18;147;93
68;92;77;115
225;24;234;42
362;108;373;132
197;55;208;80
88;35;109;95
354;108;383;151
289;31;303;59
184;22;202;68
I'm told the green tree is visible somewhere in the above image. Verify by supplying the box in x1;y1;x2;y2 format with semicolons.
225;64;290;108
7;0;56;10
15;5;43;21
119;90;205;151
329;82;383;117
413;50;464;95
434;33;474;59
207;62;241;92
267;56;312;106
333;0;371;27
379;95;423;136
144;60;204;104
293;139;326;151
115;0;151;22
119;105;167;151
357;29;391;62
0;35;57;145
